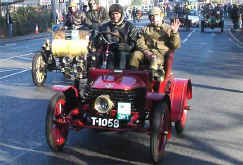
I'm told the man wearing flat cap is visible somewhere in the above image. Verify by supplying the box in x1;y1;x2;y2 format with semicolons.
129;6;181;81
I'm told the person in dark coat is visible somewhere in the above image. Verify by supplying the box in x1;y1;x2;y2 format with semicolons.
91;4;139;69
230;4;240;29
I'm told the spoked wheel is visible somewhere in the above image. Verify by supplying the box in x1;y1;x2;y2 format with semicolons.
32;52;47;86
150;102;170;163
46;93;69;152
175;97;188;135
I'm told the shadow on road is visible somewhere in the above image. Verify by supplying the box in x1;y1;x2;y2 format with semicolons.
192;83;243;93
169;134;243;165
174;37;243;80
0;93;242;165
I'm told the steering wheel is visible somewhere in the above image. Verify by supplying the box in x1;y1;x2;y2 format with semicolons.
97;31;123;44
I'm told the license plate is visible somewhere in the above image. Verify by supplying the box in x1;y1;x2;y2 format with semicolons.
91;117;119;128
118;102;131;114
117;102;131;120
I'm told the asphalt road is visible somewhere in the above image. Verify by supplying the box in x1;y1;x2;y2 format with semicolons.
0;19;243;165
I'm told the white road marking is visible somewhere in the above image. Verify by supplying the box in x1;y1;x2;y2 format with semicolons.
182;38;188;43
0;68;22;73
16;56;33;61
0;142;87;165
228;38;243;49
182;29;196;44
0;69;30;80
0;53;33;64
5;43;17;46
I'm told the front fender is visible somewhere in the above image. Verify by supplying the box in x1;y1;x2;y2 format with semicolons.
146;93;171;112
170;78;192;121
52;85;79;98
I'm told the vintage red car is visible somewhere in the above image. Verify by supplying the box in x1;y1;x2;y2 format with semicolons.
45;32;192;163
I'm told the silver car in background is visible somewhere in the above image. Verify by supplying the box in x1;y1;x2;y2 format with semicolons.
188;10;200;27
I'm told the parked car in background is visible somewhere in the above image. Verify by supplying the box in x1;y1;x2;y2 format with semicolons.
188;10;200;27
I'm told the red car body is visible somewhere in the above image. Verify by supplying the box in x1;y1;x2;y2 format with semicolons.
46;50;192;163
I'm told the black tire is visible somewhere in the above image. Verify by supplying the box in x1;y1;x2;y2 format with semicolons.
150;102;170;163
201;21;204;32
46;93;69;152
32;52;47;86
175;98;187;135
220;21;224;32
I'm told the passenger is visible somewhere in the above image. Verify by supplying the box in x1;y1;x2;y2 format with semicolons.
91;4;139;69
129;7;181;81
85;0;109;30
64;1;86;29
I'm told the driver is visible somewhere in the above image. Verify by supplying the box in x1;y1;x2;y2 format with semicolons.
129;7;181;81
64;1;86;29
92;4;139;69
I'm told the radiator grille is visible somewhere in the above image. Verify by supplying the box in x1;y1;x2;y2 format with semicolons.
88;88;146;112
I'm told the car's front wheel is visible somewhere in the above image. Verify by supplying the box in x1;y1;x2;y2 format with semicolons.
150;102;170;163
46;93;69;152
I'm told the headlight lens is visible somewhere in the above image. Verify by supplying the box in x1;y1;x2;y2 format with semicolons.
94;95;114;113
63;57;72;64
75;56;83;62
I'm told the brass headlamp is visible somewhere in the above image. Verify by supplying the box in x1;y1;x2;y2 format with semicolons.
94;95;114;113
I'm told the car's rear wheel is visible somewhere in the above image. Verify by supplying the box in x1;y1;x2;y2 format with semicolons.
46;93;69;152
175;97;188;135
150;102;170;163
32;52;47;86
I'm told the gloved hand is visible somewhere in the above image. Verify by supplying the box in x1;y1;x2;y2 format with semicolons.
116;43;132;52
144;50;157;60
